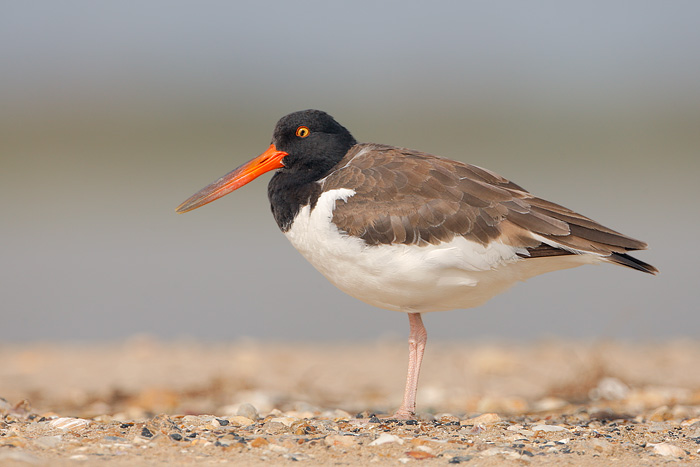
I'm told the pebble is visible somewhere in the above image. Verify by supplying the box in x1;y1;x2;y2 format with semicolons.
236;403;259;420
461;413;501;426
269;416;296;427
532;397;568;411
406;450;435;459
650;442;686;457
263;420;290;435
228;415;255;426
326;409;352;419
589;438;614;454
250;437;269;448
267;443;289;453
532;424;569;432
480;447;524;459
589;377;630;401
369;433;404;446
324;434;357;447
49;417;90;431
448;455;473;464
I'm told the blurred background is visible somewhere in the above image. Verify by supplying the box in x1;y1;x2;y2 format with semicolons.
2;2;698;343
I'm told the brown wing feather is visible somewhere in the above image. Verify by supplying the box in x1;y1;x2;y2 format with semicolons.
322;144;657;273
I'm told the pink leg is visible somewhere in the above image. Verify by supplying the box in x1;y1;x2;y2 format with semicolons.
392;313;427;419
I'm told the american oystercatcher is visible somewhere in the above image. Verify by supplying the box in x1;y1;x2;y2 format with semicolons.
177;109;657;418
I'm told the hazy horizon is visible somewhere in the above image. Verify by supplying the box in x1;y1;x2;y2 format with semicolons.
2;2;698;342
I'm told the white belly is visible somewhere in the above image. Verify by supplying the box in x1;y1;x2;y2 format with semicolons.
284;189;598;313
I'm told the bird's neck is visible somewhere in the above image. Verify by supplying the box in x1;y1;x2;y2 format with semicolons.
267;171;323;231
266;156;345;232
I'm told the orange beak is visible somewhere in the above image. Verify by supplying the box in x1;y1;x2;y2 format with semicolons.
176;144;288;213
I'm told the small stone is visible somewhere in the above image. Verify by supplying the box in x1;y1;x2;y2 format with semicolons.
13;399;32;415
324;434;356;447
589;438;614;454
169;433;183;441
448;455;473;464
650;442;685;457
406;450;435;459
141;427;154;438
437;414;460;424
49;417;90;432
532;424;569;433
461;413;500;426
237;403;259;420
250;437;269;448
469;424;485;434
147;413;180;438
267;443;289;453
532;397;568;411
269;416;296;427
327;409;352;419
648;405;672;422
480;447;522;459
369;433;404;446
263;421;289;435
181;415;215;427
229;416;255;426
589;377;630;401
216;418;229;426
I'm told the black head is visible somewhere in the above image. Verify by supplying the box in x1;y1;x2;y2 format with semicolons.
175;109;356;218
272;110;357;175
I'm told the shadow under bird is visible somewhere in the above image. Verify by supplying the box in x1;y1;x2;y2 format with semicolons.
176;109;657;419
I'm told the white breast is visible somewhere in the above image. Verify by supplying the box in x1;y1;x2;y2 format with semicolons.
284;189;598;313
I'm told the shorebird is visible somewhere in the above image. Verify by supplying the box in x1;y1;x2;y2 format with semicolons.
176;109;656;418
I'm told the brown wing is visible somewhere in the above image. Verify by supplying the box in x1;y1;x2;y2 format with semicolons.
323;144;656;273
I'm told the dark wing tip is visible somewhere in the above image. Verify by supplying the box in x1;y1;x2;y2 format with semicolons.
607;252;658;275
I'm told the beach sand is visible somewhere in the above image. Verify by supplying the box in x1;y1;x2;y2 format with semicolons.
2;338;699;465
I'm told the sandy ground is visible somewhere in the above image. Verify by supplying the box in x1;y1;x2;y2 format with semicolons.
2;337;700;465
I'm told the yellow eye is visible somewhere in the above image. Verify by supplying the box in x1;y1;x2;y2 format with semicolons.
296;126;310;138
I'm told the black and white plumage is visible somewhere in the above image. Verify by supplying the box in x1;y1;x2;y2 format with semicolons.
177;109;656;418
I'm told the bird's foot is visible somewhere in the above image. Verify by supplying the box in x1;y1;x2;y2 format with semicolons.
389;409;416;420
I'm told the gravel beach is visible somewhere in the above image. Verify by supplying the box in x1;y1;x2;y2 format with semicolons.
2;338;699;465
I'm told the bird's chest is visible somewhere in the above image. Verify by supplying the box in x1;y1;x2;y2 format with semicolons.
284;188;364;278
282;189;523;312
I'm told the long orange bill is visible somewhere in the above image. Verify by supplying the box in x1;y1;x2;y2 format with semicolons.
176;144;288;213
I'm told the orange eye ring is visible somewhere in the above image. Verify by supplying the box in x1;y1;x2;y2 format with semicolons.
295;126;310;138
